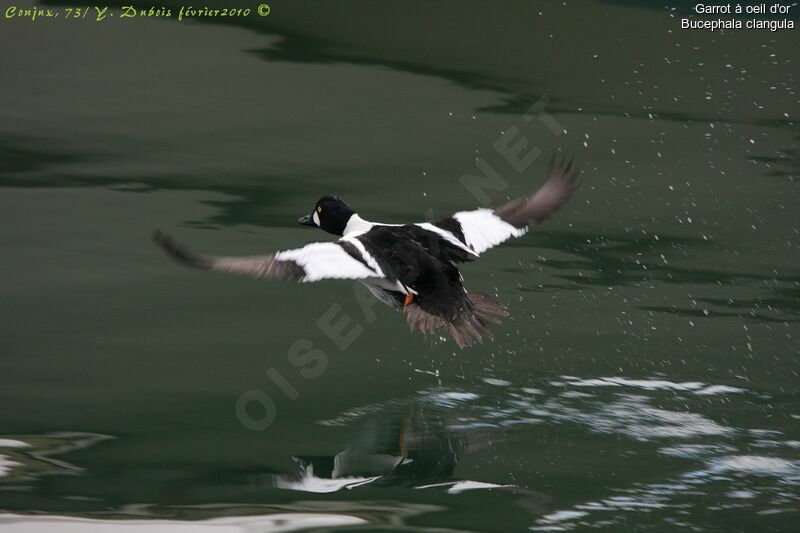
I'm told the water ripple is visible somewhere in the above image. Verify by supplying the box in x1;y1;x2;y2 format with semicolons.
319;374;797;529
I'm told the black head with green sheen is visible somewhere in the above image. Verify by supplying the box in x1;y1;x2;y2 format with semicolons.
298;195;356;236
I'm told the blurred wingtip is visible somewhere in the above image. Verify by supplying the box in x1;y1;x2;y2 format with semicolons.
152;228;169;245
152;229;209;269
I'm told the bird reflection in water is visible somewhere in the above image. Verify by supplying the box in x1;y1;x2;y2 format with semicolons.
276;407;480;493
155;402;505;506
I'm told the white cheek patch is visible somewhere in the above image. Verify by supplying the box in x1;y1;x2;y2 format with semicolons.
313;211;320;226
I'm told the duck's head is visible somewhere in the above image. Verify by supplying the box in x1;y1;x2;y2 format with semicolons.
298;195;355;236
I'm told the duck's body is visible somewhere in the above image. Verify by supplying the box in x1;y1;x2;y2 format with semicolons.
154;158;579;347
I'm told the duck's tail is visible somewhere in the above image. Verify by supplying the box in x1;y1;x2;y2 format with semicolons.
404;292;509;349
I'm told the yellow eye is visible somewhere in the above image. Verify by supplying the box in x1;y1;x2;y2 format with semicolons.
317;206;322;213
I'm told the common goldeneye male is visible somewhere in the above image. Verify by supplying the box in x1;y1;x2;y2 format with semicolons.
154;158;579;348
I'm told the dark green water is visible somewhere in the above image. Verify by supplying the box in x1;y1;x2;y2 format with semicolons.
1;1;798;531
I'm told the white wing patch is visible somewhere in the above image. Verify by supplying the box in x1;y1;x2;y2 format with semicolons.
275;242;381;282
414;222;479;257
453;209;527;254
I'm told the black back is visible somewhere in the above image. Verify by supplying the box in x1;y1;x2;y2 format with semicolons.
403;222;475;264
358;226;468;319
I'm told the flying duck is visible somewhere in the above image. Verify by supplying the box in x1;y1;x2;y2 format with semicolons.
154;158;579;348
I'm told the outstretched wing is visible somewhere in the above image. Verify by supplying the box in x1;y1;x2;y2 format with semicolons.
417;156;579;257
153;230;384;282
